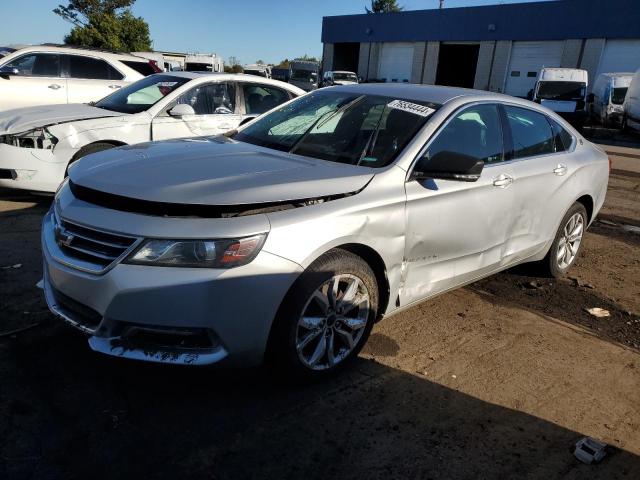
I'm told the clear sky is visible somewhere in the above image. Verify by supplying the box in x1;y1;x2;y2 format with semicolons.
2;0;553;65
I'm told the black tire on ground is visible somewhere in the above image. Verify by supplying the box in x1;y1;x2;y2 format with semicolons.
65;142;116;176
267;248;378;380
540;202;588;278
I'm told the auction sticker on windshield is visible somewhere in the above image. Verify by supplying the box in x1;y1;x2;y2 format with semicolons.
387;100;435;117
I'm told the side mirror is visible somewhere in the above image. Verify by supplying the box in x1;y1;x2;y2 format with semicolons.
412;151;484;182
169;104;196;117
586;93;595;103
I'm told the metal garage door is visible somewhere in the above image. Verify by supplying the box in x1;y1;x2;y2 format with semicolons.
378;43;414;83
504;41;564;97
596;39;640;77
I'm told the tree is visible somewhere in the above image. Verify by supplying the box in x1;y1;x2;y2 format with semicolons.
54;0;152;52
365;0;403;13
256;59;265;65
295;54;319;62
275;58;290;69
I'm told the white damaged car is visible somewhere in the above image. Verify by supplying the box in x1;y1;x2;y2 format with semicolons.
0;72;304;192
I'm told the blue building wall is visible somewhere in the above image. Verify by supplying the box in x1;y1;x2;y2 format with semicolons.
322;0;640;44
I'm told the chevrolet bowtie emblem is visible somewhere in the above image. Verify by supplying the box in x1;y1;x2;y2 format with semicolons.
55;227;74;247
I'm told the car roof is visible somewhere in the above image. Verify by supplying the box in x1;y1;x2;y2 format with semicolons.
8;44;148;62
326;83;501;105
148;72;306;93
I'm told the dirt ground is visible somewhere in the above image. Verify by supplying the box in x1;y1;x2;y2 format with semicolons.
1;147;639;479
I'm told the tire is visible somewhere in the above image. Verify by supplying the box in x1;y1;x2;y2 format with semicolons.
65;142;116;176
267;248;378;380
541;203;588;278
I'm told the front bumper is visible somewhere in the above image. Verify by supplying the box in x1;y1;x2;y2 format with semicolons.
41;210;303;366
0;143;69;192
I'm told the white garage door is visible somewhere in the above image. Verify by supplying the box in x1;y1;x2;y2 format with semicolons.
378;43;414;83
504;41;564;97
596;39;640;77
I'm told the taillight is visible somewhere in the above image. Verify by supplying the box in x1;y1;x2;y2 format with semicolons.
149;60;162;73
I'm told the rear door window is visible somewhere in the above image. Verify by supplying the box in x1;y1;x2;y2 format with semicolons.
66;55;123;80
504;105;555;159
5;53;61;77
242;84;291;114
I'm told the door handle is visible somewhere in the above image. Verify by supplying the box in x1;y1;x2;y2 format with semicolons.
492;173;513;188
553;164;568;176
48;84;62;90
108;84;122;89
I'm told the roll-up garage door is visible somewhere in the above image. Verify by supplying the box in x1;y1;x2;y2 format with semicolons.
504;41;564;97
378;43;414;83
596;39;640;77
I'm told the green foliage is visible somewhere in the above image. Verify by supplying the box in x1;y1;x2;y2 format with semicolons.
54;0;152;52
294;54;319;62
275;58;290;68
365;0;403;13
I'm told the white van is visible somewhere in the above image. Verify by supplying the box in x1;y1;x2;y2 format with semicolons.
623;69;640;134
532;68;588;128
589;73;633;127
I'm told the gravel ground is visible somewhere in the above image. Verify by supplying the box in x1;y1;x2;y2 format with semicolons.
0;161;639;479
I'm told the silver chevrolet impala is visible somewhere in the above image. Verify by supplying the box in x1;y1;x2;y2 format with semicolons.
41;84;609;378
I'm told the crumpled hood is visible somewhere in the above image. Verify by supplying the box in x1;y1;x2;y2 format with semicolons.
69;137;374;206
0;103;123;134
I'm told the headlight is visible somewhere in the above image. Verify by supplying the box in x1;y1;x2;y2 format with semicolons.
0;127;58;149
608;105;624;114
124;234;267;268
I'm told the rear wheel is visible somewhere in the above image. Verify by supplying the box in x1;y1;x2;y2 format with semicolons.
541;203;587;278
268;249;378;380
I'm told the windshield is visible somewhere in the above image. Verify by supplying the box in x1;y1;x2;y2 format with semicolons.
611;87;628;105
233;90;439;168
291;69;317;82
95;74;189;114
537;81;586;101
334;72;358;82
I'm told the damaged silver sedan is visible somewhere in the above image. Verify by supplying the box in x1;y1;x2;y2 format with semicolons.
41;84;609;378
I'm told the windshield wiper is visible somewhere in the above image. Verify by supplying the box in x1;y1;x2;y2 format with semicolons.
289;95;365;155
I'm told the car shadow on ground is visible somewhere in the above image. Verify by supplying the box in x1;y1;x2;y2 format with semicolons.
1;189;639;479
2;323;640;480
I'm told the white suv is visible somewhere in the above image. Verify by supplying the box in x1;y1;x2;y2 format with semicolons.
0;45;159;110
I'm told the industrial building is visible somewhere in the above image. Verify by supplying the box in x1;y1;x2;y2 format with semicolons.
321;0;640;96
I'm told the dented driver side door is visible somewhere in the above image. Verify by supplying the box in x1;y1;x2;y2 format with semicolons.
400;103;516;306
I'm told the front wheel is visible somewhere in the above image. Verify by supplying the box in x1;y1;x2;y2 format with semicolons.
541;203;587;278
268;249;378;380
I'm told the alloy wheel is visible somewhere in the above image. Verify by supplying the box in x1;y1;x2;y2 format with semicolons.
556;212;584;270
295;274;370;370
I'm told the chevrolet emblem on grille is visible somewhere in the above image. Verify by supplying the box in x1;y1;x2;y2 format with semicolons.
55;225;75;247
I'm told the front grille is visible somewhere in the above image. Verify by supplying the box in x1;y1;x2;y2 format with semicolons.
53;209;139;272
51;286;102;331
